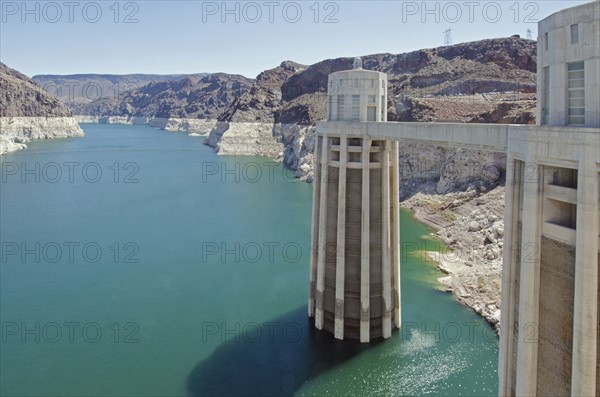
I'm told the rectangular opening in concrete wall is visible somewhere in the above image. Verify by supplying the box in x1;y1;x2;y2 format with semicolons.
370;151;382;164
367;106;376;121
545;199;577;229
330;138;340;161
567;61;585;125
571;24;579;44
345;139;362;164
536;236;575;396
352;95;360;120
331;150;340;162
543;166;578;244
337;95;345;121
550;167;578;189
328;96;333;121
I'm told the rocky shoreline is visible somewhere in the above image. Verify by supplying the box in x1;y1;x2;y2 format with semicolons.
74;115;218;134
402;186;505;332
0;63;85;155
0;117;84;155
204;121;284;157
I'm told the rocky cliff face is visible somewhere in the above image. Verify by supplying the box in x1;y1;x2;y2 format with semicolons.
1;63;73;118
0;63;83;155
32;73;209;111
276;36;535;121
218;61;307;123
204;61;308;158
74;73;255;119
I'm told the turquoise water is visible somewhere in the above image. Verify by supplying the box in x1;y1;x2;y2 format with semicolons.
0;124;498;396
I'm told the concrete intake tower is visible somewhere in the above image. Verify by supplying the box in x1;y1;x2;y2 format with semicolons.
308;58;401;342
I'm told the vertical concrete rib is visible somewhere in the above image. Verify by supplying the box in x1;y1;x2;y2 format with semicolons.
391;141;401;328
315;134;329;330
360;137;371;342
571;150;599;396
309;133;320;317
498;156;519;395
381;141;392;338
334;136;348;340
515;159;542;396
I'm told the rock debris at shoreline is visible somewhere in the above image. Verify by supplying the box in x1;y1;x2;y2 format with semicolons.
403;186;505;332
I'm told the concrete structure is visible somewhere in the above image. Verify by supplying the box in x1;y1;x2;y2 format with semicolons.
310;2;599;393
308;59;401;342
538;1;600;128
499;2;600;396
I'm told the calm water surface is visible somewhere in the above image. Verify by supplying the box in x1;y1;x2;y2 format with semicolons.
0;124;498;396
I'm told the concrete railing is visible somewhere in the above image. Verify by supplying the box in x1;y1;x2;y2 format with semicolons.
317;121;511;152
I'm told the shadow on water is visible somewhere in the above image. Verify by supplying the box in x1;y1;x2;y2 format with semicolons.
187;306;379;397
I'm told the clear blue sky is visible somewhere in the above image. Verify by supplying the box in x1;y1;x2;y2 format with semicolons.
0;0;591;78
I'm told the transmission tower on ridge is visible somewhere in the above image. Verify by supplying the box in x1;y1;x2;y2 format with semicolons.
526;29;533;40
444;29;452;46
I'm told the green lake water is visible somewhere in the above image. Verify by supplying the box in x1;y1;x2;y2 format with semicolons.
0;124;498;396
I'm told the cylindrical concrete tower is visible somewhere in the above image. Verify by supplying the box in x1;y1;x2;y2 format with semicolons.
309;59;401;342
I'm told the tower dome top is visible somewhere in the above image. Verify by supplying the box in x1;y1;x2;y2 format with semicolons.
353;57;363;70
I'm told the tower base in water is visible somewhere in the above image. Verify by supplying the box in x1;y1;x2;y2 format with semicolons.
308;63;401;342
